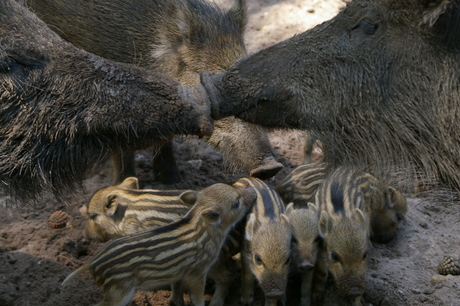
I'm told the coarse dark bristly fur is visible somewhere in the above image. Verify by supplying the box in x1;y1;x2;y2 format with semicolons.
202;0;460;193
0;0;212;202
27;0;282;185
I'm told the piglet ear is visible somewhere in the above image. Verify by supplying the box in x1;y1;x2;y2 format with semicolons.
79;205;89;217
119;177;139;189
285;202;295;215
353;208;366;224
200;208;221;225
245;213;256;241
180;190;198;205
105;195;118;217
308;202;318;212
280;213;291;229
319;211;332;236
233;183;257;206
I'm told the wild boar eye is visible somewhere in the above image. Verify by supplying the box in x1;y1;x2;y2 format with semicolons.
0;55;43;74
358;19;378;35
291;236;299;245
330;251;341;263
0;57;26;74
363;251;368;260
254;253;263;266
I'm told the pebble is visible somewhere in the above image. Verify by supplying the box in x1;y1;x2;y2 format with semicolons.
431;274;446;284
380;297;391;306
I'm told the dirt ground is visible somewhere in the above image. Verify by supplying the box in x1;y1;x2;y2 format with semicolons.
1;0;459;305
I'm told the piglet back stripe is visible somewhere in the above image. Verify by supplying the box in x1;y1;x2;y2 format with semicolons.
125;189;185;197
91;216;193;267
239;177;284;219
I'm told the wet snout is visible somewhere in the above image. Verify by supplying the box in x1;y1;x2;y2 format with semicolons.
348;286;364;297
298;259;314;272
265;288;284;300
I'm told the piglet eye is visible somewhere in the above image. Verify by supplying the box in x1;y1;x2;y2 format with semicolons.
89;213;98;220
331;251;341;263
285;255;292;265
254;253;263;265
231;198;240;210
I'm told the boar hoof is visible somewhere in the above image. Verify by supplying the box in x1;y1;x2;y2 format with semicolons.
249;156;283;180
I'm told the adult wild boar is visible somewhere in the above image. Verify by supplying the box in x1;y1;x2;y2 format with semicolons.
202;0;460;191
26;0;282;185
0;0;212;201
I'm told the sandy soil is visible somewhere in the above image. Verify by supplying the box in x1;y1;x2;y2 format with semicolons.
1;0;459;305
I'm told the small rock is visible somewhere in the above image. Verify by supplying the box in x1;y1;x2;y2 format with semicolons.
380;297;391;306
423;287;435;295
411;288;421;294
187;159;202;169
431;274;446;284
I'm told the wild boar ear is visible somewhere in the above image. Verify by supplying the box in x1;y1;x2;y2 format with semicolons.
160;1;191;57
79;205;89;217
105;194;119;217
245;213;256;241
420;0;453;27
319;211;332;236
201;208;221;225
228;0;247;32
308;202;318;213
180;190;198;205
285;202;295;215
420;0;460;50
353;208;366;224
119;177;139;190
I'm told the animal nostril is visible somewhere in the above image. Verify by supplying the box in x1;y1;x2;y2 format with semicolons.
265;289;284;299
348;286;364;297
299;260;314;272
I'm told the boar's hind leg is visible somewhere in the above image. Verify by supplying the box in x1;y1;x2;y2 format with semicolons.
111;151;136;185
208;117;283;179
152;140;182;184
